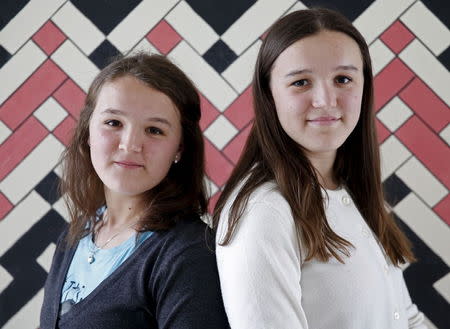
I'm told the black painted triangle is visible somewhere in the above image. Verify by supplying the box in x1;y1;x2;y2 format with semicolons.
185;0;257;35
71;0;143;35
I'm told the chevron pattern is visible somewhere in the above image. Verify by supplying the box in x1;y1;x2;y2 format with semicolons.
0;1;449;328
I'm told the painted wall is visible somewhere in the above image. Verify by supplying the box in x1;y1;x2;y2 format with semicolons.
0;0;449;328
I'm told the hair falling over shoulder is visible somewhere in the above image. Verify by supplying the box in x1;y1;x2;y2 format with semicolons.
212;8;415;265
60;53;207;246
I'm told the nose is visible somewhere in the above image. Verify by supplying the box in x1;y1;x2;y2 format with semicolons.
118;129;143;153
311;82;337;109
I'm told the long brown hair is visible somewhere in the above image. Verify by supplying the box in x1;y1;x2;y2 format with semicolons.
213;8;414;265
61;53;207;246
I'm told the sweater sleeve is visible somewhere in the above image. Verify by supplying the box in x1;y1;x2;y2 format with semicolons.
399;272;428;329
40;229;71;329
216;200;308;329
153;227;230;329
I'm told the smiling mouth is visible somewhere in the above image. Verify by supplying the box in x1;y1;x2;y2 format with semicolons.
307;117;341;126
114;161;144;169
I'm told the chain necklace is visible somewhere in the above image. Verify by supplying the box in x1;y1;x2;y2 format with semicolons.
87;210;140;264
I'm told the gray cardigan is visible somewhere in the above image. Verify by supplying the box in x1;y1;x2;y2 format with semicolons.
40;217;230;329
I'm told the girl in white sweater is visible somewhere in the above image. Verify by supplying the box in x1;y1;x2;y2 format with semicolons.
213;8;426;329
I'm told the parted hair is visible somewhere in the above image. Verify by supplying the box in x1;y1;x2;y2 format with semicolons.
213;8;414;265
60;53;207;246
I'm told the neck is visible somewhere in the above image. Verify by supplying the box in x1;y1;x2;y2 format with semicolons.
306;150;339;190
103;189;145;228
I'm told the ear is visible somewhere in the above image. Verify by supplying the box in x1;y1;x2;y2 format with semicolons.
173;143;183;164
177;142;183;157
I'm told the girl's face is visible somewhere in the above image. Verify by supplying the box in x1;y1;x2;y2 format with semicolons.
270;30;364;160
88;75;182;198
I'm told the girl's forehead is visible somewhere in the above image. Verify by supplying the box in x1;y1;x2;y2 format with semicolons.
272;31;364;73
93;76;180;119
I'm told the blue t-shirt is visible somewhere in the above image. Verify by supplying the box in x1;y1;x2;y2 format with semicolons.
60;230;152;316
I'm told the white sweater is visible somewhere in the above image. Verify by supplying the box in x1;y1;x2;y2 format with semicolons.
216;182;427;329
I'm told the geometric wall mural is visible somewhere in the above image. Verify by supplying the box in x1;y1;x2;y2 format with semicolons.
0;0;449;328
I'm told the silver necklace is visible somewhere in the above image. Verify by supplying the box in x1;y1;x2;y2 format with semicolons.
87;211;140;264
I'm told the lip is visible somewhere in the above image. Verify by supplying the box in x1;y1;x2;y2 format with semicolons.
114;161;144;169
307;116;341;126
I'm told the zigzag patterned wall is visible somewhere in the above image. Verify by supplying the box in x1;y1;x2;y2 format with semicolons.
0;0;449;328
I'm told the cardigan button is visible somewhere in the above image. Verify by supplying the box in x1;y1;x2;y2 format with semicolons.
361;227;370;237
394;311;400;320
341;195;351;206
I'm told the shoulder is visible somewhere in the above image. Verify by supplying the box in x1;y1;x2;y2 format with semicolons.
217;181;296;244
159;216;211;247
146;216;214;264
224;180;291;217
145;217;219;289
216;181;303;276
223;180;293;221
249;181;291;210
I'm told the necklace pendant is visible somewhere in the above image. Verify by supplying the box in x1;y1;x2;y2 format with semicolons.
87;254;95;264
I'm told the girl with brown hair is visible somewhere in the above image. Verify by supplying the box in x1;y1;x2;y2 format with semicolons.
214;8;426;329
40;53;229;329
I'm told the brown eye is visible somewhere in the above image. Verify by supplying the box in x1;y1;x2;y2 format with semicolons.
335;76;352;84
105;120;121;127
146;127;164;135
292;79;309;87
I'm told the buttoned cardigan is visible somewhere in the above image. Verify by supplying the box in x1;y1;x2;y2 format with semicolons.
216;182;426;329
41;217;230;329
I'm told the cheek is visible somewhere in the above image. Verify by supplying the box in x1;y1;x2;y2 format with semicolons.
144;138;179;161
89;128;117;155
343;91;363;118
273;87;301;111
275;94;309;128
352;90;363;105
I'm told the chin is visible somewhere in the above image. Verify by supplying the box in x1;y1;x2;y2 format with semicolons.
317;139;346;152
120;189;148;196
306;144;342;156
105;183;153;197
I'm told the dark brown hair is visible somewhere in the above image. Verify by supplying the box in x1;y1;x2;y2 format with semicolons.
61;53;207;246
213;8;414;264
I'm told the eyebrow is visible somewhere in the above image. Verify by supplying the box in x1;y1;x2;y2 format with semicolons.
101;108;172;127
334;65;359;71
284;65;359;78
285;69;312;78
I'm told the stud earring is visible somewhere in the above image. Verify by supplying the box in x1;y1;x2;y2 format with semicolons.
174;155;180;164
